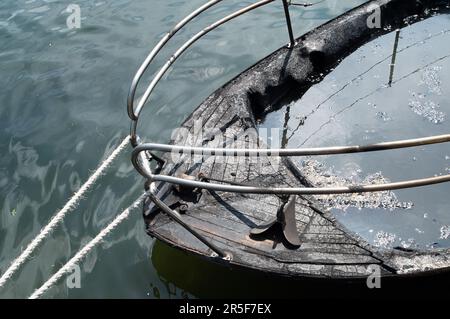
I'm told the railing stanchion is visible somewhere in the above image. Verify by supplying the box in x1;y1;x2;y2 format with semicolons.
281;0;296;48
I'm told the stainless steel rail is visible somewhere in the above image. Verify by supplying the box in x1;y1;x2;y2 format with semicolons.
127;0;450;194
135;134;450;157
127;0;223;122
128;0;276;146
132;134;450;194
146;173;450;195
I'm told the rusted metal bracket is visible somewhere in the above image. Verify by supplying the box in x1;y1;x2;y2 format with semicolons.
143;174;202;219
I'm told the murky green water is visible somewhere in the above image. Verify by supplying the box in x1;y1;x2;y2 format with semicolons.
0;0;368;298
260;14;450;250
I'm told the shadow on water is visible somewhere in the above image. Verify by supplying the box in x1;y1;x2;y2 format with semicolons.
151;240;450;299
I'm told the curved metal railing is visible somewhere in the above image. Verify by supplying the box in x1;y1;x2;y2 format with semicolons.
132;134;450;194
128;0;450;195
128;0;278;144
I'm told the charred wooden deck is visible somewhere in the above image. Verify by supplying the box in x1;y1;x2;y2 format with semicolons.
143;0;450;279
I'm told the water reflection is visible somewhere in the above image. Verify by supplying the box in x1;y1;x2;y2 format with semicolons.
0;0;367;298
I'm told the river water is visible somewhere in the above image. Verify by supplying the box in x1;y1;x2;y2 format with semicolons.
3;0;425;298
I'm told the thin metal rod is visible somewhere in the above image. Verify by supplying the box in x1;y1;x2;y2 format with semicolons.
127;0;223;121
148;192;228;258
288;0;326;7
281;0;296;48
388;29;401;86
130;0;275;141
133;133;450;157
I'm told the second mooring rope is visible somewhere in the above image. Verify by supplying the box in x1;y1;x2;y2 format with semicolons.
0;136;131;289
29;193;146;299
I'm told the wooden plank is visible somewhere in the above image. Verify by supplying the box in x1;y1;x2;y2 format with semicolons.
156;209;380;265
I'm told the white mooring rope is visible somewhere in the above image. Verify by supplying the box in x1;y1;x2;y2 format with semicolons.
0;136;131;289
29;193;146;299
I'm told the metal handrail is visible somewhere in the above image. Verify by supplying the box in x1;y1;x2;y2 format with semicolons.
132;134;450;194
127;0;223;122
128;0;450;195
135;134;450;157
128;0;278;146
142;172;450;195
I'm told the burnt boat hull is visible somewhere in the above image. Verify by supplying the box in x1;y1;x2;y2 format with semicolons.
152;241;450;298
144;0;450;280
